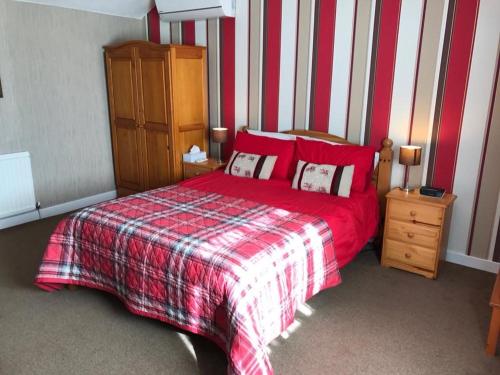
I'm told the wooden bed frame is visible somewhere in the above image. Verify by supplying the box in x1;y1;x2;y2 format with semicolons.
241;127;394;213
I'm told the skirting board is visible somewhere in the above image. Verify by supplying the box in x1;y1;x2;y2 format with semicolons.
0;210;40;230
445;249;499;274
0;190;116;230
39;190;117;218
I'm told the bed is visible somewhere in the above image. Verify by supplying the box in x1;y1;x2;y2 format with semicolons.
35;130;393;375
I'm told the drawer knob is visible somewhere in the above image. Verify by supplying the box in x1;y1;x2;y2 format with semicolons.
407;232;415;238
410;210;417;217
404;252;411;259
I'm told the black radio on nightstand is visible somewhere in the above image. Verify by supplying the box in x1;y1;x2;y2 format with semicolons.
420;186;445;198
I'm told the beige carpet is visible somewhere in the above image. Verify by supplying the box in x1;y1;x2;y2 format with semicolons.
1;215;499;375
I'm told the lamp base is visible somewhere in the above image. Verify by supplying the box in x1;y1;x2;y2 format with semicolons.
215;143;225;165
399;186;415;193
400;165;417;193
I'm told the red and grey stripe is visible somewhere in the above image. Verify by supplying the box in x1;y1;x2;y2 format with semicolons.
182;21;196;45
261;0;282;132
220;18;236;160
366;0;402;148
147;7;161;43
309;0;337;132
427;0;480;192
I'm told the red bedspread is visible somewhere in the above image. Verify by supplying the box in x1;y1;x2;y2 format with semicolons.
35;186;341;375
181;171;379;268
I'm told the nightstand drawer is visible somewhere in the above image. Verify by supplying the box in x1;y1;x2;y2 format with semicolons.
184;164;210;179
183;159;226;180
384;238;437;270
386;220;440;249
389;200;443;226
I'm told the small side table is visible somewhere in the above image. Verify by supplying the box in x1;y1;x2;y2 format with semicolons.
381;188;456;279
183;158;226;180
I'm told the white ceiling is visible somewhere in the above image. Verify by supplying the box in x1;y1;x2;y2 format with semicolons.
15;0;155;19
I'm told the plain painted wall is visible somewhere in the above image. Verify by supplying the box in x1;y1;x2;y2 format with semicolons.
0;0;146;207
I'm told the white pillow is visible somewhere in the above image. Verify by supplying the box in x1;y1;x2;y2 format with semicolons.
374;152;380;169
225;151;277;180
247;129;296;140
292;160;354;198
296;135;342;146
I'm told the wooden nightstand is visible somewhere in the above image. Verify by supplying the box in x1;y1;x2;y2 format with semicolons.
381;188;456;279
183;158;226;179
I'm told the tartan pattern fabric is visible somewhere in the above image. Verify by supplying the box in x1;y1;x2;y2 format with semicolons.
35;186;341;375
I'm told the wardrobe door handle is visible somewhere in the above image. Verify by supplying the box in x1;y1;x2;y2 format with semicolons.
410;210;417;217
407;232;415;239
404;252;411;259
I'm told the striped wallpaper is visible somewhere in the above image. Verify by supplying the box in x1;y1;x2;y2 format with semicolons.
147;0;500;265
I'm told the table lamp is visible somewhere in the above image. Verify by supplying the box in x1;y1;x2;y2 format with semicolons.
211;127;228;164
399;145;422;192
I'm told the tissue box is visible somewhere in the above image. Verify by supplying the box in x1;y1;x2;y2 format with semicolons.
183;151;207;163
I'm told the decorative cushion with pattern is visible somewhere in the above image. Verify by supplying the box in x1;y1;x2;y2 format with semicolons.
292;160;355;197
225;151;278;180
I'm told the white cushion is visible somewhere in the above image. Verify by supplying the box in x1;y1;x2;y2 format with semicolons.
292;160;354;198
225;151;277;180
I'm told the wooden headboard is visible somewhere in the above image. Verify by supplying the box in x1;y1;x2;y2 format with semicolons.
240;127;394;212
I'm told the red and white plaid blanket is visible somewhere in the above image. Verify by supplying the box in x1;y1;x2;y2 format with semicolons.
35;186;341;374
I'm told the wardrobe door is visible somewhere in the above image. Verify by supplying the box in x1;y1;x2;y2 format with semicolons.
135;45;171;190
169;46;208;182
105;47;144;195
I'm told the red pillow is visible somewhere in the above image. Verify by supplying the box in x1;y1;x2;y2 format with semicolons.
295;137;376;192
233;132;296;180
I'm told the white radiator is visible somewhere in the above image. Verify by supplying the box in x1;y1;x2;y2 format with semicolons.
0;152;37;219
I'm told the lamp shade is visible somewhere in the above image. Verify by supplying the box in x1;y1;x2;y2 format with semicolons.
399;145;422;166
211;127;228;144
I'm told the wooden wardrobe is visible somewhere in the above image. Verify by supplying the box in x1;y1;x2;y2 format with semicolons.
104;41;208;196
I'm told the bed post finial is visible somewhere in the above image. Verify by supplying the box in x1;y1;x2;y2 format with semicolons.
382;138;393;149
377;138;393;215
